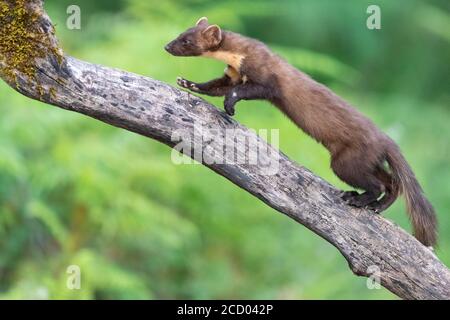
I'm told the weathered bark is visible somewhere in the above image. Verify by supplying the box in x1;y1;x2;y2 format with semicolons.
1;0;449;300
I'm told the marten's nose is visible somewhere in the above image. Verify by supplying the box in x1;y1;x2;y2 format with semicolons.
164;44;171;52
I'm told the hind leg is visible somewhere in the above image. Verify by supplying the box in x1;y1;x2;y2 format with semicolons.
337;172;384;208
366;167;399;213
366;191;397;213
332;153;384;209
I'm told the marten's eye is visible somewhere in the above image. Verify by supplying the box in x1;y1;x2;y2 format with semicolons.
183;39;191;45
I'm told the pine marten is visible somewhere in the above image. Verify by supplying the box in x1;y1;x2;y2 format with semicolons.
165;17;438;247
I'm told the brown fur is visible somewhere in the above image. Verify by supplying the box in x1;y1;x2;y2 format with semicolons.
165;18;438;246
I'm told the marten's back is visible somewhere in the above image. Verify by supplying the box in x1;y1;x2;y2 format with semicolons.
223;31;385;154
253;50;384;154
276;63;384;152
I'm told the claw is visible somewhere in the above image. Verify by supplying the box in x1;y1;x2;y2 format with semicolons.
177;77;199;92
176;77;188;88
189;83;199;91
365;204;381;214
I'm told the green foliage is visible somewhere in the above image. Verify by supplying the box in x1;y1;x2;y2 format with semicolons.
0;0;449;299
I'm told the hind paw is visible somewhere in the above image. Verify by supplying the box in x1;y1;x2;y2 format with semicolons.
340;191;359;202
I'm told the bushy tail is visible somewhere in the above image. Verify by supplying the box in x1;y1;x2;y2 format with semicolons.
385;140;437;247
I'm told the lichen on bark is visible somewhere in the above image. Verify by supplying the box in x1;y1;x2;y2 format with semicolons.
0;0;62;88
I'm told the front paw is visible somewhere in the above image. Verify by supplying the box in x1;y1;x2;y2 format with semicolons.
177;77;200;92
224;96;236;116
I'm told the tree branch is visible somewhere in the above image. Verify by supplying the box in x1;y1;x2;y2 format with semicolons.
1;0;449;300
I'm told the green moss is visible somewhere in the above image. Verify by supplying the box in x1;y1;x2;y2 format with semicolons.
49;86;56;100
0;0;62;89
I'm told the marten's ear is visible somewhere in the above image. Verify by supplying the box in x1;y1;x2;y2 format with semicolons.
196;17;209;27
202;25;222;46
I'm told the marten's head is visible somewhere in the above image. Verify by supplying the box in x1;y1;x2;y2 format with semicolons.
165;17;223;56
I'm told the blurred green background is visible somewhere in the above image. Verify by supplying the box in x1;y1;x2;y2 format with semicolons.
0;0;449;299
